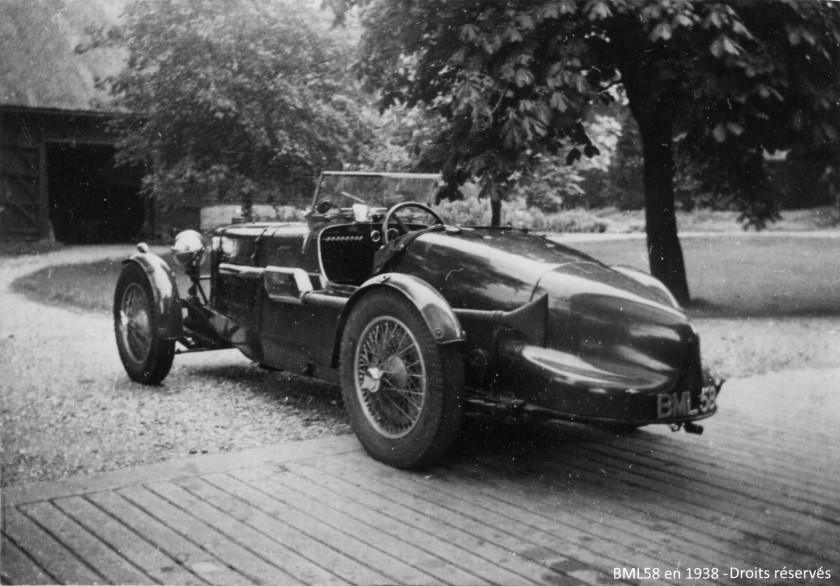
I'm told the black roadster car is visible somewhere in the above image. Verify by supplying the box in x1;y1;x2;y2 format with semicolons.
114;171;720;468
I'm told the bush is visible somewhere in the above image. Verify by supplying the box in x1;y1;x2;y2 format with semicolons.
266;206;309;222
207;194;611;234
436;196;611;233
435;196;492;226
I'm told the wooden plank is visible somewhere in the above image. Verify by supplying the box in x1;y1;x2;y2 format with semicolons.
600;429;840;520
720;410;840;449
581;429;836;518
118;484;311;586
0;535;55;585
294;458;585;582
279;462;549;586
503;435;833;570
87;490;246;586
233;466;487;586
470;417;837;552
571;439;840;549
53;495;206;585
442;449;793;582
509;452;790;571
1;507;102;585
306;453;684;586
20;501;151;585
170;475;393;585
625;416;839;490
301;455;621;586
680;418;839;495
566;451;829;570
144;481;349;586
3;435;361;508
294;457;676;575
310;452;731;584
199;472;447;586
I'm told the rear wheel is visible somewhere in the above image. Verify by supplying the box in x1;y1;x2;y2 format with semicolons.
340;291;464;468
114;262;175;384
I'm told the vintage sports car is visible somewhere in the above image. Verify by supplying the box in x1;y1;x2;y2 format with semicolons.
114;171;721;468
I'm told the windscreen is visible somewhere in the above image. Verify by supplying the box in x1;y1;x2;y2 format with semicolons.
313;173;441;210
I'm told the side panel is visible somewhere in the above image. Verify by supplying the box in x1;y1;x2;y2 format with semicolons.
253;224;341;379
211;230;267;360
212;231;261;324
259;299;343;380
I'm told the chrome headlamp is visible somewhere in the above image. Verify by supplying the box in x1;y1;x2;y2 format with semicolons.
171;230;205;268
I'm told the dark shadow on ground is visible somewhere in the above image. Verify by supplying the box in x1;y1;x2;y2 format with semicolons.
429;413;696;503
174;361;347;421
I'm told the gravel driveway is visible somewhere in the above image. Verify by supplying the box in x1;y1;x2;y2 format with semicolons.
3;243;839;488
1;245;350;488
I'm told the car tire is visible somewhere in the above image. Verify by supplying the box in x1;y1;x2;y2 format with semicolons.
113;262;175;384
340;290;464;468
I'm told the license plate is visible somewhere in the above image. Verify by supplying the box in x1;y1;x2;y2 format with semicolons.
656;384;717;420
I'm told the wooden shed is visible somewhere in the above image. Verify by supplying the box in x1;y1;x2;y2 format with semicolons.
0;0;147;243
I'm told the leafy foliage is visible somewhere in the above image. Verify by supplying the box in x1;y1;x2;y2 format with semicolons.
514;111;620;212
355;0;840;208
81;0;374;223
352;0;840;301
600;105;645;210
357;0;602;204
352;103;446;172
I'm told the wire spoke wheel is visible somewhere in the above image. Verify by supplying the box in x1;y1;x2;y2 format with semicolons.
114;262;175;384
355;316;426;439
119;283;153;364
340;290;464;468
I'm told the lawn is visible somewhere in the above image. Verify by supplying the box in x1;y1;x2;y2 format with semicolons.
11;258;126;314
568;234;840;318
13;234;840;319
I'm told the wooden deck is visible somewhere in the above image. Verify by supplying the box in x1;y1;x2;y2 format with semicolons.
3;367;839;585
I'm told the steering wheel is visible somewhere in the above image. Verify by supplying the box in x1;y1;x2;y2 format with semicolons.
381;202;444;244
315;198;334;214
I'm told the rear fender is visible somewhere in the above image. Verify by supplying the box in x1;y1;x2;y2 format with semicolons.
331;273;465;367
123;249;183;339
612;265;681;309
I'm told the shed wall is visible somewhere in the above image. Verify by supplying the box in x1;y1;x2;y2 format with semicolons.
0;107;145;242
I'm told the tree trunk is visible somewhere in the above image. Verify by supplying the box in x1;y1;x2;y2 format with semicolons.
637;115;691;304
490;198;502;227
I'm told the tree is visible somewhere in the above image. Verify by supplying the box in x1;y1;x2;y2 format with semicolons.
602;105;646;210
82;0;373;226
353;0;840;303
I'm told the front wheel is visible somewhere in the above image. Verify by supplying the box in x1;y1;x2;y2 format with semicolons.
340;291;464;468
114;262;175;384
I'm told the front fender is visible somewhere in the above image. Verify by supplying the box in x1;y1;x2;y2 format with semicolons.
123;248;183;339
354;273;465;343
332;273;465;367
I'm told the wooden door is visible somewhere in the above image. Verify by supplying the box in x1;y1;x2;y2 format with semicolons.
0;145;43;239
